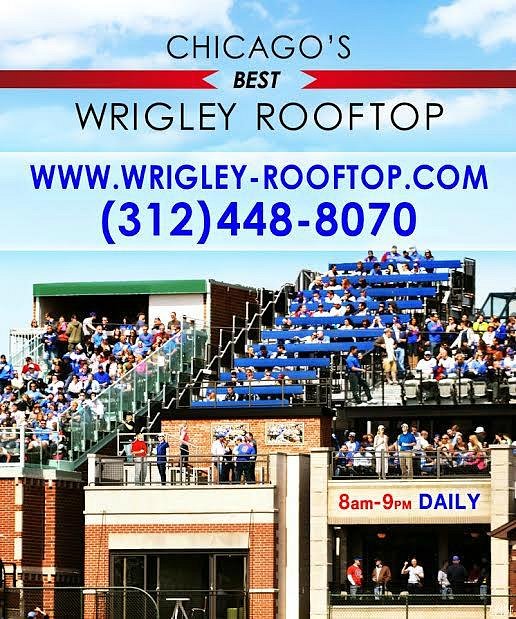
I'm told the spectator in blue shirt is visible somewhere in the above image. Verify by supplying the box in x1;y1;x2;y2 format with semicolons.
93;367;111;388
0;355;14;391
41;326;57;362
138;325;153;352
396;423;416;479
155;434;169;485
234;437;256;483
427;313;444;356
346;346;376;406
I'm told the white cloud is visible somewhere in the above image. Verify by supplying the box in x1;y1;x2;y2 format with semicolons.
425;0;516;48
240;0;307;30
243;1;270;21
0;0;234;67
91;51;174;70
0;36;95;68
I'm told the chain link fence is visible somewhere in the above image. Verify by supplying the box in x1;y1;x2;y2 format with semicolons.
2;586;158;619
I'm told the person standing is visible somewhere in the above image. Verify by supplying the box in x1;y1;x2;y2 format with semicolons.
438;560;451;599
346;346;376;406
396;423;416;479
373;425;389;479
156;434;169;485
401;558;424;593
372;558;392;598
211;434;226;482
179;423;191;468
245;432;257;482
446;555;467;596
375;327;398;384
346;557;363;597
131;433;148;485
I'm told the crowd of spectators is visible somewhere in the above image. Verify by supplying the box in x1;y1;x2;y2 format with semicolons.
0;310;184;464
332;423;511;479
197;248;515;406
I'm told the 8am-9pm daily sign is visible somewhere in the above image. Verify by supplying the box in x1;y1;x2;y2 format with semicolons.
327;482;491;525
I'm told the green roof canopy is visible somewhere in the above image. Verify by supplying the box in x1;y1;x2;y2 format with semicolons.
33;280;207;297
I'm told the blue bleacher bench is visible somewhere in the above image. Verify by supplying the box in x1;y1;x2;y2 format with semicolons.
274;315;409;327
260;328;384;340
234;358;331;368
328;259;462;271
300;287;436;299
252;342;373;354
214;385;304;396
220;370;318;381
321;273;449;285
191;399;291;408
290;300;423;312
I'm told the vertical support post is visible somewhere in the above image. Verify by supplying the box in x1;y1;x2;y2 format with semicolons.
230;315;236;366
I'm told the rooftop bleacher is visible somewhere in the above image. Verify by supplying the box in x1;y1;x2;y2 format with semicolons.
189;253;498;409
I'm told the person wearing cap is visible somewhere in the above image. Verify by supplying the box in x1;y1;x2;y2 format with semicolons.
155;433;170;485
446;555;467;595
415;350;438;400
475;426;487;447
372;558;392;598
427;313;444;357
347;557;363;597
345;431;360;453
396;423;416;479
312;303;328;318
346;346;377;407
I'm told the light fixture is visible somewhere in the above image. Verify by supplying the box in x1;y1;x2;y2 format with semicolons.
470;531;480;539
377;532;387;540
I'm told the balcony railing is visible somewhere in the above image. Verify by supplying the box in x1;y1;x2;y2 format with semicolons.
330;448;491;480
88;453;271;486
0;321;209;469
187;377;332;409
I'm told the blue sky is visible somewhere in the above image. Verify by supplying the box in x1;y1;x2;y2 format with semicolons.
1;0;516;151
0;1;515;350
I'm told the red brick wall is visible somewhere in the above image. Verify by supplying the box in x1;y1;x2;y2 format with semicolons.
162;415;331;456
21;479;46;569
84;522;277;619
0;478;16;565
0;476;84;583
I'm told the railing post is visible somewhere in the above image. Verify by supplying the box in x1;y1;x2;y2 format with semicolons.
87;454;96;485
19;424;25;467
230;315;236;366
245;301;250;344
437;447;441;478
258;288;264;334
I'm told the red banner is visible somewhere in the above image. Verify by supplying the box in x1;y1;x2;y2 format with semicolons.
0;70;217;89
303;69;516;89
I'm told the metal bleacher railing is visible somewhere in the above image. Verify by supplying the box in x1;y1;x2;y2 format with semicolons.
330;447;491;479
2;318;208;470
185;261;462;409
